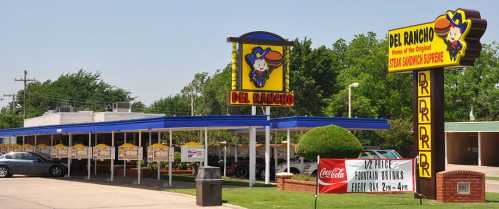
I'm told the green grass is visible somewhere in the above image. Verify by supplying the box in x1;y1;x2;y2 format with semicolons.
487;176;499;181
168;187;499;209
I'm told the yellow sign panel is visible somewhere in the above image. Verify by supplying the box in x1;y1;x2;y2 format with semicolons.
418;151;432;178
418;96;431;123
388;9;472;73
418;71;431;96
418;124;432;151
241;44;284;92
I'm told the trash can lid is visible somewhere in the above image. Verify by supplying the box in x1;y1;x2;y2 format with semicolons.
197;166;221;179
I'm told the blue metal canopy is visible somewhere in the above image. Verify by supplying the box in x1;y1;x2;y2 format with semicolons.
271;116;389;130
0;115;270;137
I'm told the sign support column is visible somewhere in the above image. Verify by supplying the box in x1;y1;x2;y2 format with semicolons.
249;106;257;187
413;70;445;199
264;106;271;184
389;8;487;200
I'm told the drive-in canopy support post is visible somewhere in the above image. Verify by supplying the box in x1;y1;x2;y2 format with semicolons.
123;132;127;177
137;131;142;184
94;133;97;176
204;127;208;166
157;132;161;180
87;132;91;179
169;129;173;186
287;129;290;174
111;131;114;182
68;134;72;177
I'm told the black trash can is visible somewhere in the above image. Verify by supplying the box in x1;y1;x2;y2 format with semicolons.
196;166;223;206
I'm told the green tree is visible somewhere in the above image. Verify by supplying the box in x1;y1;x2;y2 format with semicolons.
444;43;499;121
289;39;341;115
146;94;190;116
2;69;137;128
324;32;412;119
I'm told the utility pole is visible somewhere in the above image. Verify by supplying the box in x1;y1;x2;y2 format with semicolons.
15;70;35;124
3;94;16;112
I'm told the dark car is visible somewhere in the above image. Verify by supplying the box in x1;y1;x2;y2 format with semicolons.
226;159;276;180
0;152;66;178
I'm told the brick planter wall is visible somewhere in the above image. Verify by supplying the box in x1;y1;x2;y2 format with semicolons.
277;175;316;193
436;170;485;203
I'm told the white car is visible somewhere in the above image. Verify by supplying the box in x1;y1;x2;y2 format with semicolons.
276;158;317;176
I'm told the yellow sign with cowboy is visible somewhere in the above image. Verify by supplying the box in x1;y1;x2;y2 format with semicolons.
388;9;474;72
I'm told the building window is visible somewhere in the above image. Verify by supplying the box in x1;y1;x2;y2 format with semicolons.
457;182;470;195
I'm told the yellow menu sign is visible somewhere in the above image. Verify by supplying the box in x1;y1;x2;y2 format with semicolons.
417;71;432;178
388;9;473;73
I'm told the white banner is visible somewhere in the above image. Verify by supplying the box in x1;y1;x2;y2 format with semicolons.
319;159;414;193
181;147;204;162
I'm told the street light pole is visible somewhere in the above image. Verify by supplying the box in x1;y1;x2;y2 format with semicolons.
348;82;359;118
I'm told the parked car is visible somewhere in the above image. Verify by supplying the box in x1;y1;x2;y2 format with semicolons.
0;152;67;178
226;159;276;180
276;149;402;176
275;158;316;176
358;149;402;159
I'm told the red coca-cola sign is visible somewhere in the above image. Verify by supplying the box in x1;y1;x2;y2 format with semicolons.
319;159;348;193
319;167;345;179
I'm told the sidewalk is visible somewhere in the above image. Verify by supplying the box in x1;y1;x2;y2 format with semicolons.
0;177;244;209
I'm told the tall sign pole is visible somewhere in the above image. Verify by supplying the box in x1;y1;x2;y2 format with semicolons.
388;9;486;199
227;31;294;185
15;70;35;124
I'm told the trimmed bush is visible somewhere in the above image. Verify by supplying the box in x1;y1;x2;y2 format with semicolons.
297;125;362;160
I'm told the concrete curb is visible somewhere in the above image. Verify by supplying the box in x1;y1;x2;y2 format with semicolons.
163;191;247;209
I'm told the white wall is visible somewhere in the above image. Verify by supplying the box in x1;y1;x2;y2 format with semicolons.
24;111;164;127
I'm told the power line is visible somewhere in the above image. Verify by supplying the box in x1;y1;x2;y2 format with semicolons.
14;70;35;124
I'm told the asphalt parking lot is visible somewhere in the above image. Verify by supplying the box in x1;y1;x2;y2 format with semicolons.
0;177;241;209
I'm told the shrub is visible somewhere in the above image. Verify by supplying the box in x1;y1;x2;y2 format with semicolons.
291;174;315;182
297;125;362;160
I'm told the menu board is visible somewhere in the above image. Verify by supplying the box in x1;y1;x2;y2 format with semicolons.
118;143;142;160
71;144;91;160
181;142;204;162
23;144;35;152
10;144;23;152
147;143;174;162
36;144;51;156
92;144;115;160
0;144;7;154
51;144;69;159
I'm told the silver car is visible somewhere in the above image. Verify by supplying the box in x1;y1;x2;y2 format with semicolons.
0;152;66;178
358;149;402;159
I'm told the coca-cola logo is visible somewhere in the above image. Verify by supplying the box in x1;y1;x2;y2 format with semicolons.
319;168;345;179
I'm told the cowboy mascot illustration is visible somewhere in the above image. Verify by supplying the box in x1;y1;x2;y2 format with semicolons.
245;47;283;88
435;10;469;61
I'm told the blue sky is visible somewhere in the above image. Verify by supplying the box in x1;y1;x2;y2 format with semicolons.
1;0;497;106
